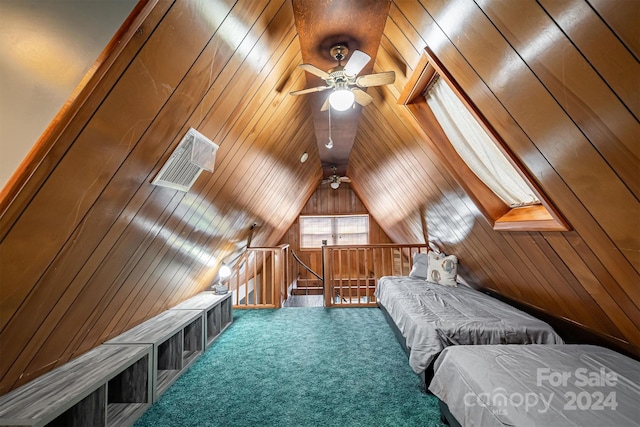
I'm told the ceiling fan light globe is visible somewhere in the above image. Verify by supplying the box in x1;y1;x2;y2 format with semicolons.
329;89;354;111
330;181;340;190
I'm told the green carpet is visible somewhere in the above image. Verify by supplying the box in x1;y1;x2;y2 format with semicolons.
134;308;445;427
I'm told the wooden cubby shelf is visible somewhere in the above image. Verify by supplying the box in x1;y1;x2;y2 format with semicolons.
171;292;233;347
0;344;152;427
0;295;232;426
106;309;204;402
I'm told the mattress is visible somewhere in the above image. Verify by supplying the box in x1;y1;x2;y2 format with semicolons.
429;344;640;427
374;276;563;374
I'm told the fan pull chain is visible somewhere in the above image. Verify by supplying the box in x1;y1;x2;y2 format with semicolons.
326;106;334;149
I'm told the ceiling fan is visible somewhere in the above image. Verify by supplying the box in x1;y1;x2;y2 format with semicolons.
290;44;395;111
321;166;351;189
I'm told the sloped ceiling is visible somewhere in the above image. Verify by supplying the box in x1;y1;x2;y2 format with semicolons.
291;0;390;178
0;0;638;395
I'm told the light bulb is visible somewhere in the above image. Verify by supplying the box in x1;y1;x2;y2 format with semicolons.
330;181;340;190
219;263;232;279
325;138;333;149
329;89;354;111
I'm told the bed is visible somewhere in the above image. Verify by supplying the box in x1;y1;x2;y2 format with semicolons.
375;275;563;383
429;344;640;427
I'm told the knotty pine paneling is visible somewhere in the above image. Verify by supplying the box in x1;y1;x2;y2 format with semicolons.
347;0;639;354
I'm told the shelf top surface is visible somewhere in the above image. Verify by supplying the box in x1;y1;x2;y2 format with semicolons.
171;292;231;311
107;309;203;344
0;344;151;419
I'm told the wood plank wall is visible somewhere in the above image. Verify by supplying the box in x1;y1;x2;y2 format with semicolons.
0;0;322;395
0;0;637;397
279;183;393;278
348;0;639;354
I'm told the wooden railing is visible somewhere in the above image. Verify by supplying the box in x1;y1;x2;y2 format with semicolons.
228;245;290;309
322;244;430;307
290;249;323;296
227;243;431;309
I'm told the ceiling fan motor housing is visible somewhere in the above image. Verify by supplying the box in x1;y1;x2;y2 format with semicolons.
288;42;393;111
328;69;355;87
329;44;348;62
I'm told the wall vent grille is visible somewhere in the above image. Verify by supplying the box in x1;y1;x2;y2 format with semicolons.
152;128;219;192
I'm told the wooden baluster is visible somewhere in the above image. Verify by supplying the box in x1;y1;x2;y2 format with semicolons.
244;253;249;308
356;248;361;304
344;248;350;305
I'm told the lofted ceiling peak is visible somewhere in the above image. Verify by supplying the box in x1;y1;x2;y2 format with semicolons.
291;0;392;179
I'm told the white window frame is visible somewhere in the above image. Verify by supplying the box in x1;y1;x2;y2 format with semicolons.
299;214;370;250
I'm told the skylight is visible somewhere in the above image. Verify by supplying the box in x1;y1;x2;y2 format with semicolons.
425;76;540;208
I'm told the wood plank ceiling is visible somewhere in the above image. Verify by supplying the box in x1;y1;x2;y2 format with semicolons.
0;0;638;395
291;0;391;178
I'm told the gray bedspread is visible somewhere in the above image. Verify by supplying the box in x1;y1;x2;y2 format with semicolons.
429;344;640;426
374;276;563;374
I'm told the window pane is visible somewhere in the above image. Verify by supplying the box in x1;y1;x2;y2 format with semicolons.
300;216;332;248
299;215;369;248
335;215;369;245
425;77;539;207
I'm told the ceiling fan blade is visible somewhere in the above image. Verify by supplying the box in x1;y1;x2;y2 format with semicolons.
339;176;351;183
289;85;331;96
320;96;330;111
356;71;396;87
352;88;374;106
343;50;371;76
299;63;331;80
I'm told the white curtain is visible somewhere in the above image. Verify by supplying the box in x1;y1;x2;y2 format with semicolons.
425;78;539;207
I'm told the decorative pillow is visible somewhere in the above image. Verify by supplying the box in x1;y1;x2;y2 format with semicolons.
427;251;458;287
408;252;429;279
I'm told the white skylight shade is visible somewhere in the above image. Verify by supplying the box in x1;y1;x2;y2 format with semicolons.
425;78;539;207
152;128;219;192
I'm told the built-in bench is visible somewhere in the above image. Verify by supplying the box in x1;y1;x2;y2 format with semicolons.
106;309;204;402
170;292;233;347
0;292;234;426
0;343;152;427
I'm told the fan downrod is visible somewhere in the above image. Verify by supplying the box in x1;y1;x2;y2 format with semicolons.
329;44;349;63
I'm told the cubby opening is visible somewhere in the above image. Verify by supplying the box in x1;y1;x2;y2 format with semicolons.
107;354;149;426
183;316;203;366
46;386;106;427
221;297;232;326
157;331;183;393
207;305;222;344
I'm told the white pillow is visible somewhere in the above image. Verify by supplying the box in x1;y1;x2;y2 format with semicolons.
427;251;458;287
409;252;429;279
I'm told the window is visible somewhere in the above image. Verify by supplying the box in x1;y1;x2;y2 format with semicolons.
398;48;569;231
425;76;540;208
299;215;369;249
